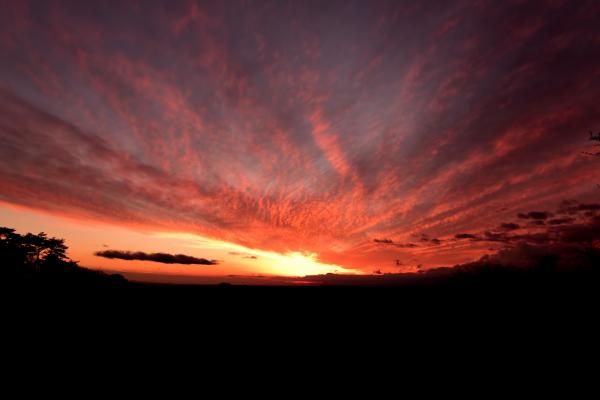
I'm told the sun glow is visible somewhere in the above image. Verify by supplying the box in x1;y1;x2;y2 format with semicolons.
151;232;363;277
267;251;358;277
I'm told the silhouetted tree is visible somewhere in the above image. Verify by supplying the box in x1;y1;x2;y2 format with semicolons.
0;226;126;288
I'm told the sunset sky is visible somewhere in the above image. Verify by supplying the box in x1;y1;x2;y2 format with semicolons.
1;0;599;283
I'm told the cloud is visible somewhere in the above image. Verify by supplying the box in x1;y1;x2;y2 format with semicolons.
560;203;600;214
461;236;598;271
396;243;418;248
449;201;600;269
94;250;218;265
414;233;441;244
499;223;520;231
517;211;553;220
482;231;509;242
455;233;478;239
228;251;258;259
373;238;420;248
529;220;546;226
547;217;575;225
556;219;600;244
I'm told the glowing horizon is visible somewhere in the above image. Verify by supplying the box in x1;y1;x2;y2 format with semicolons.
0;203;362;279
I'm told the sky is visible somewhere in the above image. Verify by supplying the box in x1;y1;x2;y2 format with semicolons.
1;0;599;283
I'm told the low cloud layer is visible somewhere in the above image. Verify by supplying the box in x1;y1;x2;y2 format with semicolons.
95;250;218;265
518;211;553;220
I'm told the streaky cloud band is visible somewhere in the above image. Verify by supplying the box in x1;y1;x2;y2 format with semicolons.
95;250;218;265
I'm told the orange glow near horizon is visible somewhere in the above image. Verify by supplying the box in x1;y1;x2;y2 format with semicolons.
0;204;362;280
150;231;363;277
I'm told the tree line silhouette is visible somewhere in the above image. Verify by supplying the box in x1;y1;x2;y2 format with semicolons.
1;226;127;289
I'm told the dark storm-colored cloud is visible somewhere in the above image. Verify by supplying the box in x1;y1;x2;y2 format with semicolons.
482;231;509;243
455;233;478;239
557;219;600;244
395;243;418;248
373;238;394;244
95;250;218;265
1;0;600;271
461;214;600;270
517;211;553;220
413;233;441;244
499;223;520;231
564;203;600;213
404;202;599;269
373;238;418;248
456;201;600;248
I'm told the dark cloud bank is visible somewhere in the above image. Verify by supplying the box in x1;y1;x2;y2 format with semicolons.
296;201;600;286
95;250;218;265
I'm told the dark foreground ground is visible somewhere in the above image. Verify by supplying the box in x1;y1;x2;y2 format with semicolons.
3;246;598;341
3;231;597;382
5;265;599;318
4;265;599;379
